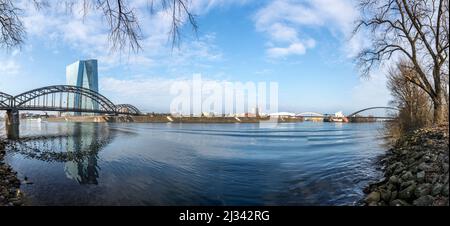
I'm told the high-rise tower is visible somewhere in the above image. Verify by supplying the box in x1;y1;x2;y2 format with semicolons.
66;59;99;115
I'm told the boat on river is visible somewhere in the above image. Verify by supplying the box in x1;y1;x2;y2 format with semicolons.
324;111;349;122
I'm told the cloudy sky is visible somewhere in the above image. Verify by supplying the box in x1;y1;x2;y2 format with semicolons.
0;0;391;114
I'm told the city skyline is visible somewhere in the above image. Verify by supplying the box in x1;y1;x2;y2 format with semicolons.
0;0;391;114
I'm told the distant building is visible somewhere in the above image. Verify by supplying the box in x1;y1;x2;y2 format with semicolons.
251;107;260;117
269;112;296;118
66;59;99;115
202;112;216;117
334;111;345;118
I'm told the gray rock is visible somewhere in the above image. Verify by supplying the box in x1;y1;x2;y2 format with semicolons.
387;183;396;191
365;191;381;203
378;201;387;206
421;155;431;163
431;174;440;183
433;197;449;206
394;165;406;175
409;166;418;174
442;183;449;196
399;149;408;155
380;189;391;202
415;183;432;197
412;151;424;159
443;175;449;185
387;162;403;174
390;191;398;201
418;162;431;171
401;171;413;181
443;163;449;173
431;183;443;196
390;199;410;206
417;171;426;183
413;195;434;206
401;180;415;189
389;175;400;185
399;184;416;200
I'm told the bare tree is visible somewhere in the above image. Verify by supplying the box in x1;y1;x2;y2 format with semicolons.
0;0;25;49
387;60;433;132
0;0;197;52
354;0;449;124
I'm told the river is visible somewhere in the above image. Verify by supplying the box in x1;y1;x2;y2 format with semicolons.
1;120;387;205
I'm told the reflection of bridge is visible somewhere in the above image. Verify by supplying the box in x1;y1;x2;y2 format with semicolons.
1;85;142;139
5;123;115;185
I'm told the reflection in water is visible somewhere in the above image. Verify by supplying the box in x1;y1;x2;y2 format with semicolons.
7;123;113;185
5;122;386;205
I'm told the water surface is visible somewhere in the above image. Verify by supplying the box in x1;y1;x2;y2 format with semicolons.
2;121;386;205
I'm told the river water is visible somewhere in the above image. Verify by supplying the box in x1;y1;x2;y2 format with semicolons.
2;121;387;205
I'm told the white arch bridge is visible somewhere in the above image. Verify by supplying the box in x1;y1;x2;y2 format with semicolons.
296;107;399;119
1;85;142;139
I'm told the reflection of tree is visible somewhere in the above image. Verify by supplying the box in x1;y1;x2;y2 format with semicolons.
6;123;114;185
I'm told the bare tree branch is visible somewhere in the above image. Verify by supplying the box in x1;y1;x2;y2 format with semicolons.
354;0;449;123
0;0;25;49
0;0;198;52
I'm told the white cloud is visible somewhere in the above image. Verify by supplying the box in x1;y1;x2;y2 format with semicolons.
100;75;230;112
191;0;254;14
18;0;224;70
268;23;299;43
267;42;306;58
254;0;359;59
99;76;177;112
0;60;21;76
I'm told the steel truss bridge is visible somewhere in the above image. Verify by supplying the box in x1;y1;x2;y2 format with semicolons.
1;85;142;139
0;85;141;115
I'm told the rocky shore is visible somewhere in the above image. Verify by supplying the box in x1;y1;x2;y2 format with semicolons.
364;124;449;206
0;140;24;206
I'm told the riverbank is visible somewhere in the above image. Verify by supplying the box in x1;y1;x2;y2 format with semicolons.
0;140;24;206
364;124;449;206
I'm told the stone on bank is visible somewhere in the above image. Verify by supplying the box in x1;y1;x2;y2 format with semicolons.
363;124;449;206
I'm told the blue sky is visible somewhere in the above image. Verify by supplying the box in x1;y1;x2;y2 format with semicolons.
0;0;391;114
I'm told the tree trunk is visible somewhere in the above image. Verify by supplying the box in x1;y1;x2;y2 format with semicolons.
432;92;444;124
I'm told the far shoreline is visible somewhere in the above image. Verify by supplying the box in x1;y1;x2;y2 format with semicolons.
38;115;382;124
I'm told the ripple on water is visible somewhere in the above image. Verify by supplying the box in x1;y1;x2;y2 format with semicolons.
4;121;387;205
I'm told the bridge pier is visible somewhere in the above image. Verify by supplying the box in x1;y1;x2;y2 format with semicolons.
5;109;19;139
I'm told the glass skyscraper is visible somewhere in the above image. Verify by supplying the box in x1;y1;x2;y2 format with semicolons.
66;59;99;115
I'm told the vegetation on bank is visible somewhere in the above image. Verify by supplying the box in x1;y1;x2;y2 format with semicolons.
354;1;449;206
354;0;449;125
